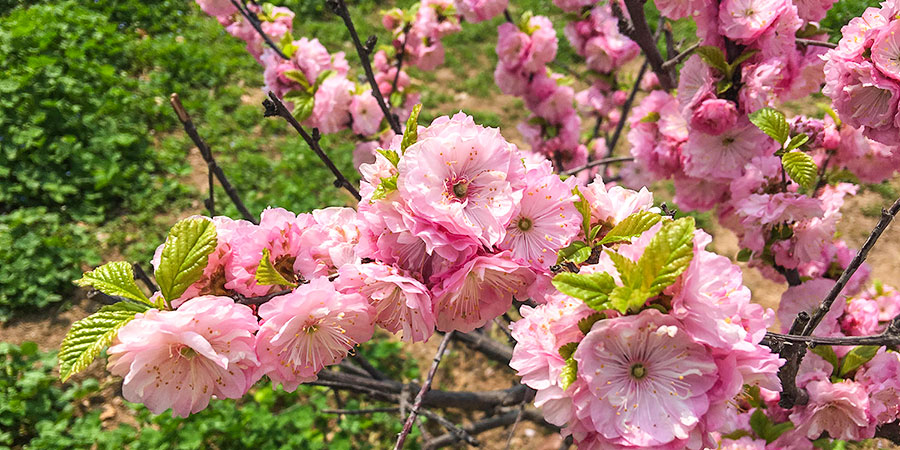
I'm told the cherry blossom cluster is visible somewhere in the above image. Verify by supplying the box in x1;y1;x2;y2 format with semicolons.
356;111;581;337
712;282;900;449
823;1;900;146
510;180;782;449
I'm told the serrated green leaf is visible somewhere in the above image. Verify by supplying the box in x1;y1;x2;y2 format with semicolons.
557;241;592;265
608;284;646;314
573;186;592;237
640;111;660;123
282;89;315;122
559;356;577;390
75;261;150;304
749;107;790;145
154;218;218;303
401;104;422;152
282;70;312;91
577;313;604;335
786;133;810;151
255;248;298;288
782;151;818;189
58;302;149;381
599;211;661;245
730;49;759;69
749;409;771;442
641;217;696;294
839;345;879;377
371;174;398;201
810;345;839;375
558;342;578;359
606;250;640;287
695;45;730;76
377;148;400;167
314;69;335;89
551;272;616;311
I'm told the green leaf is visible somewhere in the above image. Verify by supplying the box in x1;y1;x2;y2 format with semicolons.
589;224;604;242
749;107;790;145
640;111;660;123
598;211;661;245
58;302;149;381
401;104;422;152
749;409;771;442
559;356;577;390
809;345;839;375
282;89;315;122
557;241;592;265
608;284;647;314
781;151;818;189
377;149;400;167
716;80;733;95
764;421;794;444
255;248;298;288
282;70;312;91
736;248;752;262
729;48;759;69
74;261;150;304
695;46;730;76
606;250;639;287
279;32;297;58
154;218;218;303
551;272;616;311
577;313;604;335
785;133;810;151
371;174;398;201
641;217;696;294
314;69;335;89
839;345;880;377
558;342;578;360
573;186;592;237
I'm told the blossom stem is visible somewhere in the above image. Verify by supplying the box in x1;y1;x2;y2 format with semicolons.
326;0;403;134
229;0;289;60
559;156;635;177
796;38;838;49
612;0;675;90
132;263;159;293
389;25;410;107
169;93;258;224
394;331;455;450
263;92;362;200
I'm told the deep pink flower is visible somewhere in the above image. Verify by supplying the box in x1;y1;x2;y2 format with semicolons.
256;277;374;391
307;75;353;134
107;297;260;417
689;99;738;136
857;351;900;424
789;380;874;441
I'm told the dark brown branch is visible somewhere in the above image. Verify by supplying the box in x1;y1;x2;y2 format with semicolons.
605;59;649;154
169;93;258;224
424;408;553;449
395;331;455;450
326;0;403;134
560;156;635;177
774;312;811;409
263;92;362;200
389;26;410;105
233;288;292;306
876;420;900;444
661;42;699;71
451;331;513;366
796;38;837;49
612;0;675;90
802;196;900;336
353;353;388;381
133;263;158;293
322;407;399;415
418;408;480;446
230;0;289;60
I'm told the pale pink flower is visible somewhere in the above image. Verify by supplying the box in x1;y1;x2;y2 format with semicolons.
256;277;374;391
673;176;729;212
824;59;900;145
683;120;773;181
499;161;579;270
432;252;534;332
736;192;824;225
573;309;718;447
336;262;435;343
195;0;236;18
581;176;654;225
397;113;526;248
689;98;738;136
107;297;260;417
291;38;337;84
654;0;706;20
454;0;508;23
872;20;900;82
789;380;874;441
778;279;845;336
842;297;881;336
349;91;383;136
794;0;838;22
306;75;353;134
718;0;788;42
857;351;900;424
302;207;360;272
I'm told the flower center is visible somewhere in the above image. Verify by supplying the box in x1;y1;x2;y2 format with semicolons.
303;323;319;334
630;363;646;380
179;347;197;359
517;217;533;231
452;181;469;199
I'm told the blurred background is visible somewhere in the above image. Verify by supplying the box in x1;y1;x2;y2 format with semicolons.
0;0;879;448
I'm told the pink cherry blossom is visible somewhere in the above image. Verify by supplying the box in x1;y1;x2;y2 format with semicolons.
778;279;846;336
107;297;260;417
689;98;738;136
256;277;374;391
857;351;900;424
789;380;874;441
683;120;773;181
306;75;353;134
454;0;508;23
349;91;383;136
718;0;788;42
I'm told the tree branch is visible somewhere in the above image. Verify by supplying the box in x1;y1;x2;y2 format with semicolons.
796;38;837;49
389;26;410;106
229;0;289;60
132;263;158;293
262;92;361;200
395;331;455;450
661;42;699;71
612;0;675;90
451;330;514;366
326;0;403;134
169;93;258;223
560;156;635;177
424;408;554;449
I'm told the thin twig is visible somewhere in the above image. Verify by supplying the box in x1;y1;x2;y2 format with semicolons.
169;94;258;223
560;156;635;177
263;92;362;200
418;408;480;446
353;353;389;381
132;263;158;293
394;331;455;450
326;0;402;134
424;408;553;449
661;42;699;71
604;59;649;155
389;26;410;106
323;407;400;415
230;0;289;60
796;38;837;49
802;196;900;336
503;400;527;450
612;0;674;89
233;288;293;306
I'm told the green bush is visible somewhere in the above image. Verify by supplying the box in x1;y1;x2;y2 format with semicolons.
0;208;100;321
